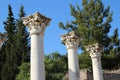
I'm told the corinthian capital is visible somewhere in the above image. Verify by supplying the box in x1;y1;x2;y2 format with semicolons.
61;31;80;49
22;12;51;35
85;43;103;58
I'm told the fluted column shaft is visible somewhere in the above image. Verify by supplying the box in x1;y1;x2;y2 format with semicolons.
22;12;51;80
61;31;80;80
86;43;103;80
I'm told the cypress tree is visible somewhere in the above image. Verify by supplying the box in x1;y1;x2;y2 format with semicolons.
15;5;30;65
0;38;6;79
0;5;30;80
1;5;18;80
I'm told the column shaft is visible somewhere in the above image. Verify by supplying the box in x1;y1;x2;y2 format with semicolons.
61;31;80;80
31;34;45;80
22;12;51;80
92;57;103;80
68;48;80;80
85;43;103;80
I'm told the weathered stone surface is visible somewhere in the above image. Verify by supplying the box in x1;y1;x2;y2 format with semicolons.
85;43;103;58
64;69;120;80
61;31;80;49
61;31;80;80
85;43;103;80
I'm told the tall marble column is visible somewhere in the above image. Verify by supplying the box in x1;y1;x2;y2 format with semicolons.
22;12;51;80
85;43;103;80
61;31;80;80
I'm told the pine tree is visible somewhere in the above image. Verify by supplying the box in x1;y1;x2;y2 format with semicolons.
15;5;30;65
0;33;7;79
1;5;18;80
59;0;112;50
59;0;120;69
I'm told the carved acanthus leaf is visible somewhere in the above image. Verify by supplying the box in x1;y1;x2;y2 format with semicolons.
61;31;80;49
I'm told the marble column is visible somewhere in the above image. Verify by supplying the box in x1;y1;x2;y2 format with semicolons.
61;31;80;80
22;12;51;80
85;43;103;80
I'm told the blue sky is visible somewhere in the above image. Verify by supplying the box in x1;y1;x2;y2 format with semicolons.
0;0;120;54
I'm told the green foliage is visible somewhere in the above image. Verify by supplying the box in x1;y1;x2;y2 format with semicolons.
15;52;68;80
16;63;30;80
0;43;6;79
45;52;68;80
59;0;120;70
0;5;30;80
59;0;112;49
15;5;30;64
4;5;16;38
15;51;120;80
1;5;18;80
79;52;92;69
102;50;118;70
102;28;120;70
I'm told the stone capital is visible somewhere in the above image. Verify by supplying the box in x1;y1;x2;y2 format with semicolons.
61;31;80;49
85;43;103;58
22;12;51;36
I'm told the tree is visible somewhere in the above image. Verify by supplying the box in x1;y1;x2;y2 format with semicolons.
15;52;68;80
59;0;112;49
1;5;18;80
79;52;92;69
59;0;119;70
15;62;30;80
59;0;112;47
15;5;30;65
0;42;6;79
102;28;120;70
45;52;68;80
0;5;30;80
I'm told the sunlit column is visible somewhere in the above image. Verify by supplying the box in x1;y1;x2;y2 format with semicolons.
22;12;51;80
85;43;103;80
61;31;80;80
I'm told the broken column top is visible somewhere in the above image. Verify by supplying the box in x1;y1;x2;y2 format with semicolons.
61;31;80;49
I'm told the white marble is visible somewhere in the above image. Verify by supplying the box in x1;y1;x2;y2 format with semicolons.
61;31;80;80
85;43;103;80
22;12;51;80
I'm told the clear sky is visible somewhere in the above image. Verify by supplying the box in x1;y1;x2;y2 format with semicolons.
0;0;120;54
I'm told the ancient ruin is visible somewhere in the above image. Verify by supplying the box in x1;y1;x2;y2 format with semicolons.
22;12;51;80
